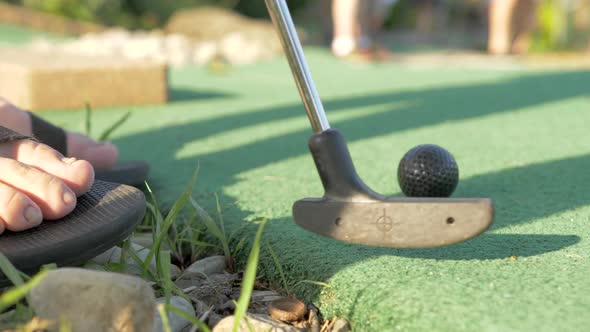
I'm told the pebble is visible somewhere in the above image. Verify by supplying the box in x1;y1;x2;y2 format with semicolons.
30;268;155;332
90;243;156;275
26;27;280;66
212;313;305;332
131;232;155;248
153;296;194;332
179;255;226;278
268;297;307;322
251;290;283;303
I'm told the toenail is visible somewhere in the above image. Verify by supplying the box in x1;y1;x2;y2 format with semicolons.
24;205;42;225
63;191;76;205
61;157;78;164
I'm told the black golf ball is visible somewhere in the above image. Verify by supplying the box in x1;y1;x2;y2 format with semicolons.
397;144;459;197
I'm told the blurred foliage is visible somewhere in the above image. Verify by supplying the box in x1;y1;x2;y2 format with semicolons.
530;0;590;51
1;0;311;29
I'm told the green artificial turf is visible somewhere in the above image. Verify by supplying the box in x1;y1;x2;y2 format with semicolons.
2;26;590;332
0;23;62;46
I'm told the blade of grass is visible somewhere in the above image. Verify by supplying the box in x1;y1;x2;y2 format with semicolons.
84;102;91;137
157;250;173;303
0;253;24;287
266;242;289;294
157;304;172;332
143;166;199;276
232;220;268;332
295;280;331;288
231;237;246;258
190;196;230;258
98;111;131;141
0;270;47;312
163;304;211;332
214;193;227;240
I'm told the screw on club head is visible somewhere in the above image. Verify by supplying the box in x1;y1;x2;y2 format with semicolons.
397;144;459;197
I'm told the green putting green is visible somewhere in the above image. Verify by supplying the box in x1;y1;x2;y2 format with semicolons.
3;24;590;332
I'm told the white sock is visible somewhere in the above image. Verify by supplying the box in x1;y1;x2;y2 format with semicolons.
331;36;356;57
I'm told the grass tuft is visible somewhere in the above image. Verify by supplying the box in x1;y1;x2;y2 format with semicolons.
232;219;268;332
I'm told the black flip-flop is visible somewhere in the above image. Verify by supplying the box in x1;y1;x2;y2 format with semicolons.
29;113;149;187
0;127;145;280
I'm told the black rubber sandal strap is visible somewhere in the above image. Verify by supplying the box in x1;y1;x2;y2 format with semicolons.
0;126;36;144
28;112;67;155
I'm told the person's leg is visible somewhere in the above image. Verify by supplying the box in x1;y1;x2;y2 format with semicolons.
0;128;94;234
0;98;118;170
488;0;519;54
355;0;396;61
511;0;538;54
331;0;361;57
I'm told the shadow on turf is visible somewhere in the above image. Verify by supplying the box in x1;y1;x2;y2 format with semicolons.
112;69;588;290
168;87;236;102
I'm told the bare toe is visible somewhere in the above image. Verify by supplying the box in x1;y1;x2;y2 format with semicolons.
5;139;94;196
0;155;78;220
0;182;42;232
67;133;118;171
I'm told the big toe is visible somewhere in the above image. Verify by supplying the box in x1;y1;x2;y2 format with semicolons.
6;139;95;196
67;133;118;171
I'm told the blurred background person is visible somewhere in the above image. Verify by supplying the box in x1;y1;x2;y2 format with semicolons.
488;0;539;55
329;0;397;61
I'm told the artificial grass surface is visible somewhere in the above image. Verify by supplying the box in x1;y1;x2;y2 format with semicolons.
2;25;590;331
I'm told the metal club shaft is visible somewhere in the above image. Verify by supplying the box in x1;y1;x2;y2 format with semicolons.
265;0;330;133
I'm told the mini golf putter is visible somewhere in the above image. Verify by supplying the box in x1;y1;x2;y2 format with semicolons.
265;0;494;248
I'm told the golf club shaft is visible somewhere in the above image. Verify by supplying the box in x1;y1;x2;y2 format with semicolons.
265;0;330;133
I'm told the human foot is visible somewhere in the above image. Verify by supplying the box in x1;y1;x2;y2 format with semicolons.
0;98;118;171
0;130;94;234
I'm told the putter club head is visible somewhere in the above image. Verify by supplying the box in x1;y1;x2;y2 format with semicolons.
293;129;494;248
294;197;494;248
265;0;494;248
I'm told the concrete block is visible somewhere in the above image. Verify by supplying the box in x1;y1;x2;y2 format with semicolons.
0;48;168;111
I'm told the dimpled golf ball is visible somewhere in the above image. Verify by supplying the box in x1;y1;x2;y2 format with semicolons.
397;144;459;197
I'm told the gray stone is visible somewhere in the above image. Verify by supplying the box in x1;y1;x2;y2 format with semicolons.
251;290;283;303
180;256;226;278
90;243;157;275
192;41;218;64
212;313;305;332
170;264;182;280
153;296;195;332
131;233;155;248
30;268;155;332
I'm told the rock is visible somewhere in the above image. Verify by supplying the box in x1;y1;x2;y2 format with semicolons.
28;38;55;52
91;243;156;275
331;318;352;332
165;7;255;41
179;255;226;278
131;232;155;248
207;312;223;328
122;34;162;59
186;273;237;307
30;268;155;332
153;296;194;332
193;299;210;318
170;264;182;280
219;32;269;65
251;290;283;303
212;313;305;332
165;7;284;65
192;41;218;65
268;298;307;322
